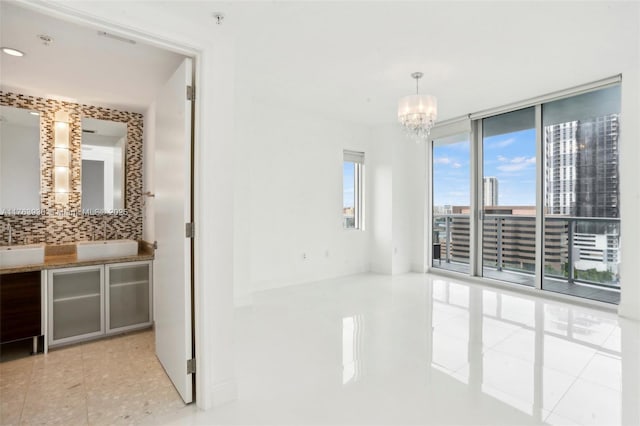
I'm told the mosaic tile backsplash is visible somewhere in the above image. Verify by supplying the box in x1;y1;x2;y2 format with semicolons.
0;92;143;245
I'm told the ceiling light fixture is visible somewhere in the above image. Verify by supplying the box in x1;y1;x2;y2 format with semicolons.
1;47;25;57
397;72;437;142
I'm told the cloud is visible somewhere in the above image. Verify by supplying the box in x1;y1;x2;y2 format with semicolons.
496;156;536;172
487;138;516;149
487;137;516;149
435;157;462;169
434;157;452;165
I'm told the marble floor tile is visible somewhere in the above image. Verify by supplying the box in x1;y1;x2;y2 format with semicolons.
0;329;185;425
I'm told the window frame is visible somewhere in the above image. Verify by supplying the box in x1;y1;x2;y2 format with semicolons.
343;150;365;230
427;76;621;305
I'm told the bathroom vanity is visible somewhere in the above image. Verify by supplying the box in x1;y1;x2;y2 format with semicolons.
0;271;42;347
0;242;154;352
48;260;152;347
0;94;153;353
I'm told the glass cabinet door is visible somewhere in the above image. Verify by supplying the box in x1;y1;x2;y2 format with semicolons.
106;261;152;332
49;266;104;345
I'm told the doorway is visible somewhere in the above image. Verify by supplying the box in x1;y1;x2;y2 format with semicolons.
0;0;197;414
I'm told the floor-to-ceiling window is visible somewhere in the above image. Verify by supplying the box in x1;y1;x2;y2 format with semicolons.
542;86;621;303
432;134;471;273
428;79;622;305
481;107;537;286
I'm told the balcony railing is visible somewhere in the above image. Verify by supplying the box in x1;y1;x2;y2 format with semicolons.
433;214;620;289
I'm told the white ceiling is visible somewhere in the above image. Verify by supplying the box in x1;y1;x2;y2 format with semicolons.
0;2;185;113
0;1;637;125
168;1;637;125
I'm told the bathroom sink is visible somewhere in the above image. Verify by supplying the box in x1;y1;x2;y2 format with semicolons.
0;244;45;268
77;239;138;261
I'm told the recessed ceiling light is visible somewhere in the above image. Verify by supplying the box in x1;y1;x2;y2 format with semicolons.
1;47;25;57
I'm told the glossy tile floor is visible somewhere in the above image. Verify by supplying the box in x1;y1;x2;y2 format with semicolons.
0;330;187;425
169;273;639;426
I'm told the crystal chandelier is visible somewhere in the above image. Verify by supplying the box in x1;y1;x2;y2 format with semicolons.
397;72;437;141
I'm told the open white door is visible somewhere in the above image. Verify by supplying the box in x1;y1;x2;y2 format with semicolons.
154;57;194;403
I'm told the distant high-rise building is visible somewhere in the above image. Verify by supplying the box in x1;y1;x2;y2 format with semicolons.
544;121;578;216
575;114;620;218
483;177;498;206
545;113;619;218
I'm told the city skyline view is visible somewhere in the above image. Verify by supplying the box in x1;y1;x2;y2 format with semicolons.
433;128;537;208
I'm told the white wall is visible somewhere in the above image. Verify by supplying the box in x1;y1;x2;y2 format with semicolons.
617;4;640;320
369;124;426;275
368;126;393;274
392;128;426;274
233;94;372;303
232;101;426;294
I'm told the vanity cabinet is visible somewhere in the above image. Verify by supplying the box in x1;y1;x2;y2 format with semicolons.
48;265;104;346
48;260;152;347
106;261;152;333
0;271;42;344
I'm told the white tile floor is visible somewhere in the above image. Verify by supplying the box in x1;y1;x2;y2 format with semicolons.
1;273;637;425
168;272;639;426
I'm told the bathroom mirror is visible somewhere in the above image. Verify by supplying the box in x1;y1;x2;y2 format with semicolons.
81;117;126;213
0;105;41;213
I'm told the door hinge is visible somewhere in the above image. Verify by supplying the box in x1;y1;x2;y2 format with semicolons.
186;85;195;101
187;358;196;375
152;240;158;250
185;222;195;239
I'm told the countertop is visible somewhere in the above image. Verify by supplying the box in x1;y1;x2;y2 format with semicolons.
0;241;154;275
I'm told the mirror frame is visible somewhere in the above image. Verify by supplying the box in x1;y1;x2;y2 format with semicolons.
0;91;144;245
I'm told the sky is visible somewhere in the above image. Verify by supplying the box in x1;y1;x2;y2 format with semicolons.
343;127;537;209
343;162;355;208
433;128;537;207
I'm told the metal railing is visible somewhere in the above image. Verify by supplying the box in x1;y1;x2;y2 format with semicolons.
433;214;620;289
